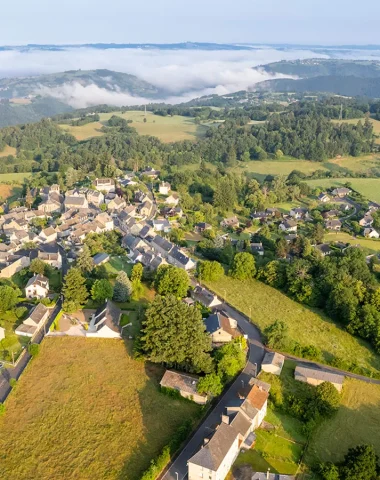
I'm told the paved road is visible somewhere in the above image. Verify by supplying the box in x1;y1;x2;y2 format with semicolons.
161;297;265;480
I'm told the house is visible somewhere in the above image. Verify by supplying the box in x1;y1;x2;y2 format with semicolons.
315;243;332;256
94;178;115;193
332;187;351;198
64;195;88;211
95;212;114;231
188;384;269;480
140;167;160;178
191;286;222;309
364;228;380;239
159;182;171;195
359;214;374;227
35;244;62;269
153;219;172;233
38;227;57;244
0;326;5;341
318;192;331;203
39;197;62;213
165;193;179;206
87;189;104;207
261;352;285;376
289;207;308;220
87;300;121;338
160;370;208;404
140;251;167;270
252;474;294;480
251;242;264;256
25;274;49;299
15;303;49;337
279;219;297;233
167;246;196;270
294;366;344;392
195;222;212;233
151;235;174;258
322;209;341;219
92;252;110;266
325;219;342;231
220;216;239;229
107;195;126;212
0;255;30;278
204;311;238;344
285;233;298;243
139;199;154;218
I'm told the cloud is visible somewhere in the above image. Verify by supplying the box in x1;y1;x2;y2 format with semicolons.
2;45;380;108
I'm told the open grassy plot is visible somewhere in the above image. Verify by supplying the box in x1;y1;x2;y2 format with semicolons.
0;172;32;182
59;111;207;143
324;232;380;254
0;184;22;201
0;338;200;480
306;177;380;203
104;255;133;276
0;145;17;157
306;378;380;466
204;275;380;375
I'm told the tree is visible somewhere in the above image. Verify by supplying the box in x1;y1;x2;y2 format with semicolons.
197;373;223;397
263;320;288;349
340;444;379;480
276;238;289;258
77;244;94;274
229;252;256;280
29;258;46;275
0;285;21;312
314;382;341;416
141;295;212;373
62;267;89;312
169;228;185;244
113;271;133;302
213;176;237;212
215;341;246;381
198;261;224;282
319;462;340;480
154;265;190;298
91;279;114;303
131;263;143;283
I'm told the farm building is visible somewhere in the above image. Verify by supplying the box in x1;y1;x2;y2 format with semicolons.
261;352;285;376
160;370;208;405
294;366;344;392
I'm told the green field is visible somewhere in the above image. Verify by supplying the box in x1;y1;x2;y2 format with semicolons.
204;275;380;375
0;172;32;182
0;145;17;157
306;378;380;466
59;111;207;143
0;338;199;480
104;256;133;276
324;232;380;254
306;177;380;203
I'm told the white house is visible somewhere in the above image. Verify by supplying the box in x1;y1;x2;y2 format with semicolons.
25;274;49;299
167;247;196;270
318;192;331;203
15;303;49;337
188;384;269;480
159;182;171;195
153;219;172;233
165;193;179;206
279;219;297;233
87;300;122;338
359;214;374;228
38;227;57;244
364;228;380;239
94;178;115;193
261;351;285;376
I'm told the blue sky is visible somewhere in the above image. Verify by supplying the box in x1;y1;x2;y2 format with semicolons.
1;0;379;45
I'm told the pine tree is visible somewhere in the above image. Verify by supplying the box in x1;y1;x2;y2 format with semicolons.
77;245;94;274
113;271;133;302
62;268;89;313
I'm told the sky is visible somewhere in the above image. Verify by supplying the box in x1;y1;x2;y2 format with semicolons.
1;0;379;45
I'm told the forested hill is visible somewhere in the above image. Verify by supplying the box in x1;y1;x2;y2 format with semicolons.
256;75;380;98
0;69;165;100
255;59;380;98
0;107;375;174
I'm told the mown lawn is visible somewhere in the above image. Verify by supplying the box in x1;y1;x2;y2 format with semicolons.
306;378;380;467
104;256;133;276
204;275;380;375
306;177;380;203
0;172;32;182
0;338;200;480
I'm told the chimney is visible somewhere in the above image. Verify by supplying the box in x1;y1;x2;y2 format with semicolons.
266;468;270;480
221;414;230;425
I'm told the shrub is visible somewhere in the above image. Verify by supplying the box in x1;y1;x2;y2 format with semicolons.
28;343;40;357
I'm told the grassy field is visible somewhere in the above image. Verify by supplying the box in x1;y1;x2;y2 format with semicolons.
0;338;200;480
204;276;380;375
0;172;31;182
306;378;380;466
0;145;17;157
59;111;207;143
324;232;380;253
306;177;380;203
104;256;133;276
0;184;22;201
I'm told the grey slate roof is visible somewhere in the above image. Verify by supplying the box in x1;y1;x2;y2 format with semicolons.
295;366;344;385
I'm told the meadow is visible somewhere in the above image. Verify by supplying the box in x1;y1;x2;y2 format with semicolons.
0;145;17;157
324;232;380;254
306;378;380;466
59;111;207;143
306;177;380;203
0;338;199;480
204;275;380;375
